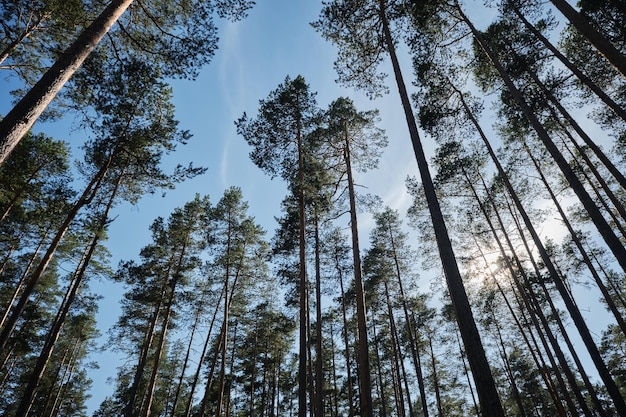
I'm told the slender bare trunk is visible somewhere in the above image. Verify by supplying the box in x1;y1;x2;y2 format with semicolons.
454;16;626;409
380;1;504;413
343;120;373;417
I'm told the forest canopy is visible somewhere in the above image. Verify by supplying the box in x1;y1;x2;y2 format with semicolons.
1;1;626;416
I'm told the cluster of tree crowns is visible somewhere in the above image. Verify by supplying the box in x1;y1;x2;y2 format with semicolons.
1;0;626;416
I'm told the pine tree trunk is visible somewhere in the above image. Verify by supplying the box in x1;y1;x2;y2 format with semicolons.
492;316;528;417
124;285;167;417
371;320;388;417
296;100;309;417
0;0;135;165
474;169;590;416
507;199;608;416
185;286;225;417
548;0;626;78
335;258;355;417
460;2;626;276
467;172;571;416
0;231;47;331
427;333;444;417
382;279;406;417
454;329;480;417
385;221;429;417
524;143;626;337
510;2;626;123
314;216;324;417
343;120;374;417
452;18;626;408
0;152;112;353
380;2;504;414
474;239;567;416
170;304;203;417
216;220;233;417
15;174;121;417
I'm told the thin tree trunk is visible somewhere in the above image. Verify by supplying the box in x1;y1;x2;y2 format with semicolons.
170;303;204;417
15;174;121;417
216;218;233;417
492;315;528;417
250;318;258;417
380;2;505;414
296;98;309;417
124;284;168;417
0;151;113;353
385;220;429;417
467;171;571;416
0;0;135;165
314;216;324;417
225;320;238;417
343;119;373;417
383;279;406;417
329;319;340;417
510;1;626;124
473;169;586;416
184;286;225;417
459;2;626;277
474;239;566;415
451;20;626;408
0;231;48;332
427;333;444;417
524;143;626;337
506;196;607;417
335;257;355;417
454;329;480;417
371;319;388;417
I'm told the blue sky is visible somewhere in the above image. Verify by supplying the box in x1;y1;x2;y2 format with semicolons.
1;0;617;413
86;0;418;410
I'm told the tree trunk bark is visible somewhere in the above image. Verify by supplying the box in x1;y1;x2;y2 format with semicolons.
455;14;626;410
510;2;626;123
343;120;374;417
381;2;505;414
15;173;121;417
548;0;626;78
0;0;135;165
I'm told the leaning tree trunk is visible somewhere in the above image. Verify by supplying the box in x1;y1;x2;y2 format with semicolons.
14;173;122;417
548;0;626;78
525;143;626;337
379;2;505;415
456;12;626;411
0;150;113;353
0;0;135;165
459;2;626;275
510;2;626;123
